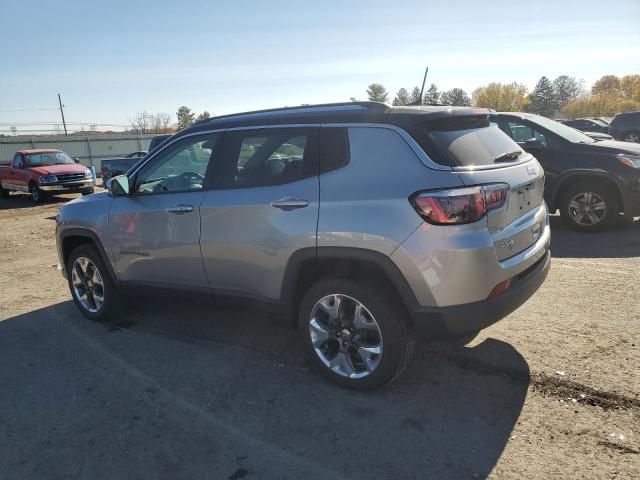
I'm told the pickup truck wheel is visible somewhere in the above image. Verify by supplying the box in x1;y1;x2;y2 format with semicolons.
560;181;619;232
67;244;122;322
30;184;45;204
299;277;415;390
0;186;9;198
81;188;94;196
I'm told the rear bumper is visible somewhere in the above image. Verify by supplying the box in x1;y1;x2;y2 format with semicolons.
410;249;550;338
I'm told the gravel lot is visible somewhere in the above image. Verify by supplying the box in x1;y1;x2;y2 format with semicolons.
0;192;638;479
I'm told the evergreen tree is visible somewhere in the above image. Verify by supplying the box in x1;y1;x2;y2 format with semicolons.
440;88;471;106
423;83;440;104
527;76;556;116
392;88;410;106
366;84;389;103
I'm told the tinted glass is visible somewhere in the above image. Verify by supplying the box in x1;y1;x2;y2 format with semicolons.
417;116;524;166
525;115;594;143
319;127;349;173
136;134;218;194
228;129;313;187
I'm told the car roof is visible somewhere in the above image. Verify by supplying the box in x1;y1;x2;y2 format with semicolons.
17;149;62;154
182;102;493;134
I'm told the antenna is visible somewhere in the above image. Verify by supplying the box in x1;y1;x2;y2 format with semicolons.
407;67;429;106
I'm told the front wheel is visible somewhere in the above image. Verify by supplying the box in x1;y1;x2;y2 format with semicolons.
67;244;122;322
299;277;415;390
30;184;45;204
560;182;619;232
82;188;94;196
0;185;9;198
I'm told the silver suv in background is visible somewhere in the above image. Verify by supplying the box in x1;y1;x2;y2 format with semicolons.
56;102;550;389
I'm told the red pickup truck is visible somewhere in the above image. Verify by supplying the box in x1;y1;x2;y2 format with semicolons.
0;149;95;203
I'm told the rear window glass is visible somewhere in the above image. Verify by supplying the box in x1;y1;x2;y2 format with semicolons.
410;116;524;167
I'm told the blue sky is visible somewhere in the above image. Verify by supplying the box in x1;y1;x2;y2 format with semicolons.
1;0;639;133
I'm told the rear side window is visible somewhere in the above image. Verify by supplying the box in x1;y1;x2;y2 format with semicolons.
319;127;349;173
409;115;524;167
222;128;317;188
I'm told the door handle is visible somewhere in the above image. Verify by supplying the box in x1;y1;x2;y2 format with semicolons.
166;204;195;214
271;198;309;210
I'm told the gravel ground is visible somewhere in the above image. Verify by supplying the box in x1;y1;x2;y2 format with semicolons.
0;192;638;479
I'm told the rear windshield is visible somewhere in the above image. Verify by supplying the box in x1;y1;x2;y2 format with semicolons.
410;116;524;167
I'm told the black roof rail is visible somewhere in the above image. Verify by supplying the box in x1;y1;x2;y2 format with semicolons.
200;101;389;123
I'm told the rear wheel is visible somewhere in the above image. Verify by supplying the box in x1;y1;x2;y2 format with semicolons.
0;185;9;198
560;181;619;232
622;130;640;143
299;277;415;390
67;244;123;322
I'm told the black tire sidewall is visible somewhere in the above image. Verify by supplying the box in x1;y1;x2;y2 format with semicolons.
560;182;619;232
623;130;640;143
30;184;43;203
298;277;412;390
67;244;119;322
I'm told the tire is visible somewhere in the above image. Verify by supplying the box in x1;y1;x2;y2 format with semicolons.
82;188;94;196
30;183;45;204
0;185;9;199
622;130;640;143
298;277;415;390
559;181;619;232
67;244;123;323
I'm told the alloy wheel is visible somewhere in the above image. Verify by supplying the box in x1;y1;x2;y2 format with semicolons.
308;294;383;379
568;191;607;226
623;133;640;143
71;256;105;313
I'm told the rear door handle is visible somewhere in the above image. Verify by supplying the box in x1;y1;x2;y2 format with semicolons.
271;198;309;210
166;204;195;214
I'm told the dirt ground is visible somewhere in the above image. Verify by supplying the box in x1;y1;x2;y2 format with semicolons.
0;191;638;480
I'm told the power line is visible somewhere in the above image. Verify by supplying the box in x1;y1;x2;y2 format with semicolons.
0;107;60;113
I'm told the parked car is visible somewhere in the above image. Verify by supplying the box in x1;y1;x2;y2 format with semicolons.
491;112;640;231
562;118;609;134
100;135;172;182
591;117;612;125
0;149;95;203
56;102;550;389
124;151;147;158
608;111;640;143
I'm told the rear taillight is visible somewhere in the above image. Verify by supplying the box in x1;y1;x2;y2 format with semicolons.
410;183;509;225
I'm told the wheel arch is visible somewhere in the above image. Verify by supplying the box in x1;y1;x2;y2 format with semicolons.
550;171;623;213
60;228;119;284
281;247;419;328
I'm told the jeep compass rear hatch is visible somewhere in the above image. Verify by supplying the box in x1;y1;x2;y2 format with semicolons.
411;114;546;260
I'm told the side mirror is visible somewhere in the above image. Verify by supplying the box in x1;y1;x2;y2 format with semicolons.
107;174;130;197
522;138;545;151
74;157;81;163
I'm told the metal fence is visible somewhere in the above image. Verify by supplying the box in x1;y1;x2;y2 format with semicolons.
0;134;159;172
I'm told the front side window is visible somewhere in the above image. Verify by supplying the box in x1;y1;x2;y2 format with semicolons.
135;134;218;194
226;129;315;188
507;121;548;147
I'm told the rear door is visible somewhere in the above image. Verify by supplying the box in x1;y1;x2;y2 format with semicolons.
199;127;319;302
10;154;29;192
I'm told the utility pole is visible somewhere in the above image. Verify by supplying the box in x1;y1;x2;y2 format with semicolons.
58;93;68;136
418;66;429;104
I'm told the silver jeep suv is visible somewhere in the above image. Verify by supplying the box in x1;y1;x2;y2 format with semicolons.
56;102;550;389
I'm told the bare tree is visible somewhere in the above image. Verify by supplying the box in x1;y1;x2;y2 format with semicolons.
129;111;150;134
149;113;172;133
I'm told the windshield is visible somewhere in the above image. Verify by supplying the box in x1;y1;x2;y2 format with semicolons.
526;115;595;144
25;151;75;166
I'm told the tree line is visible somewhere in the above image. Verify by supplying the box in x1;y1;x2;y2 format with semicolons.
128;106;211;134
359;74;640;118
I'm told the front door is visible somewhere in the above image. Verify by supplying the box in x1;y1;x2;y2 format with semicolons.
107;133;221;289
199;127;319;302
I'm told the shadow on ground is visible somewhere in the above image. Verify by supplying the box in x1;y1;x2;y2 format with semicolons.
0;298;530;480
549;215;640;259
0;192;72;210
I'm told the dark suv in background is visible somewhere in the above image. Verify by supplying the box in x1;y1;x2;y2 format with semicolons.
492;112;640;231
562;118;609;134
608;111;640;143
